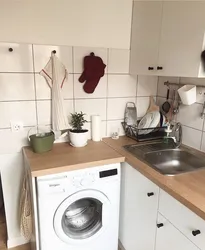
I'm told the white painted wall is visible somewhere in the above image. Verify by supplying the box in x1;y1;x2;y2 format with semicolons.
0;0;132;49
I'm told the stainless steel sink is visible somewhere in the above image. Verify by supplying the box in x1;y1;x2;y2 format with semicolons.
124;142;205;176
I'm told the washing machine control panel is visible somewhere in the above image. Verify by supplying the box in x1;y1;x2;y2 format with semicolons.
72;173;96;187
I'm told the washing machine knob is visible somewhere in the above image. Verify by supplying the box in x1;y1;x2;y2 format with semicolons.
80;178;94;187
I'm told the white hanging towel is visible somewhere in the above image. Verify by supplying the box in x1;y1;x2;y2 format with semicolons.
40;54;69;131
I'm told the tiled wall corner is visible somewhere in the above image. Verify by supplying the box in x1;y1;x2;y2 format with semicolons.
157;76;205;152
136;76;158;118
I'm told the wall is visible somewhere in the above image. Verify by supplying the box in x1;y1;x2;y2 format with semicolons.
0;41;157;247
157;76;205;151
0;0;132;49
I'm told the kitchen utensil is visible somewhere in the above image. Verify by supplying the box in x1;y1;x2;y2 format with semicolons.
173;90;180;115
166;89;176;122
149;111;161;128
138;111;161;135
138;112;153;134
162;88;171;113
146;96;160;113
124;102;137;126
178;85;196;105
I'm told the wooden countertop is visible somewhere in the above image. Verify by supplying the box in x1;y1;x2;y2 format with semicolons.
24;136;205;220
23;141;124;177
103;136;205;221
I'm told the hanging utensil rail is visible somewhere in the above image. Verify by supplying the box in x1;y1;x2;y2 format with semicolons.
164;81;205;89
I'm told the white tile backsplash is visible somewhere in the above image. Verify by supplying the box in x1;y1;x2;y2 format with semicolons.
84;121;107;140
73;47;108;73
33;44;73;73
0;42;160;155
177;103;204;130
107;75;136;98
106;119;125;137
35;73;74;100
0;101;36;129
108;49;130;74
0;43;33;72
0;128;30;154
107;97;136;120
157;76;180;98
0;73;35;101
37;100;74;126
157;76;205;152
136;97;150;118
75;99;106;122
74;74;107;99
137;76;158;97
182;126;202;150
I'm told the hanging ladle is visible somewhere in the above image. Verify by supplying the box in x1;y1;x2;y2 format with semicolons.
162;88;171;114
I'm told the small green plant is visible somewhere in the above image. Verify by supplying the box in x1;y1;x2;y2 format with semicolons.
70;112;87;131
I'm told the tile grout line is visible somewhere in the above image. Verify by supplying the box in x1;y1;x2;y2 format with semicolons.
105;48;109;136
72;46;75;113
135;75;138;113
31;44;39;127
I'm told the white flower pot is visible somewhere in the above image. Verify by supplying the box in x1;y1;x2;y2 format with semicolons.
69;130;88;147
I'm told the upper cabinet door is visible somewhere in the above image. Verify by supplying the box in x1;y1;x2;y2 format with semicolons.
130;1;163;76
0;43;33;73
158;2;205;77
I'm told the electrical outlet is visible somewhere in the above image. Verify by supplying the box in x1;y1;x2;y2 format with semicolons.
10;121;24;132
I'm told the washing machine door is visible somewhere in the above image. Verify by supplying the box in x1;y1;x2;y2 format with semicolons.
53;189;111;244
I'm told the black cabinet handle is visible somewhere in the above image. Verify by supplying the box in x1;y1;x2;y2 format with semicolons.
192;230;201;236
8;48;13;52
157;223;164;228
147;192;154;197
148;67;154;70
157;66;163;70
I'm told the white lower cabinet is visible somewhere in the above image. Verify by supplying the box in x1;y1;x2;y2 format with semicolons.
120;163;205;250
156;213;200;250
119;162;159;250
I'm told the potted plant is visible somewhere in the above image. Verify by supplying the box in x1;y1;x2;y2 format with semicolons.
69;112;88;147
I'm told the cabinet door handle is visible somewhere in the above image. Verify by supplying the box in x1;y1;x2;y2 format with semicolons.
192;230;201;236
157;66;163;70
157;223;164;228
147;192;154;197
148;67;154;70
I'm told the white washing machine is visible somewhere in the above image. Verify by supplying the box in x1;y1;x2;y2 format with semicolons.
36;163;121;250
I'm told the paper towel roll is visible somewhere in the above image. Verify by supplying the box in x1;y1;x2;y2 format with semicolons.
91;115;101;142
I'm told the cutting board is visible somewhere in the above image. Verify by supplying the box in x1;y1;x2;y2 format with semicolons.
146;96;160;113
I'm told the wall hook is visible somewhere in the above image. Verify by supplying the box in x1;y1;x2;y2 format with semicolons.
52;50;56;54
90;52;95;56
8;48;13;52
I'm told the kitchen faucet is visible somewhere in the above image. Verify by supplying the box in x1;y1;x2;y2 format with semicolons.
164;122;182;148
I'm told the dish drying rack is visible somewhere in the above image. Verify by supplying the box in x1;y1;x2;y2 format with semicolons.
122;122;167;142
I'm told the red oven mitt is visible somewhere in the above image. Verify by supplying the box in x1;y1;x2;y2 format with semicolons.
79;52;106;93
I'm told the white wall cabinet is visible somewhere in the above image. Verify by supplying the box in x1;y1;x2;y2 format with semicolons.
130;1;205;78
130;1;163;76
119;162;159;250
156;213;200;250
